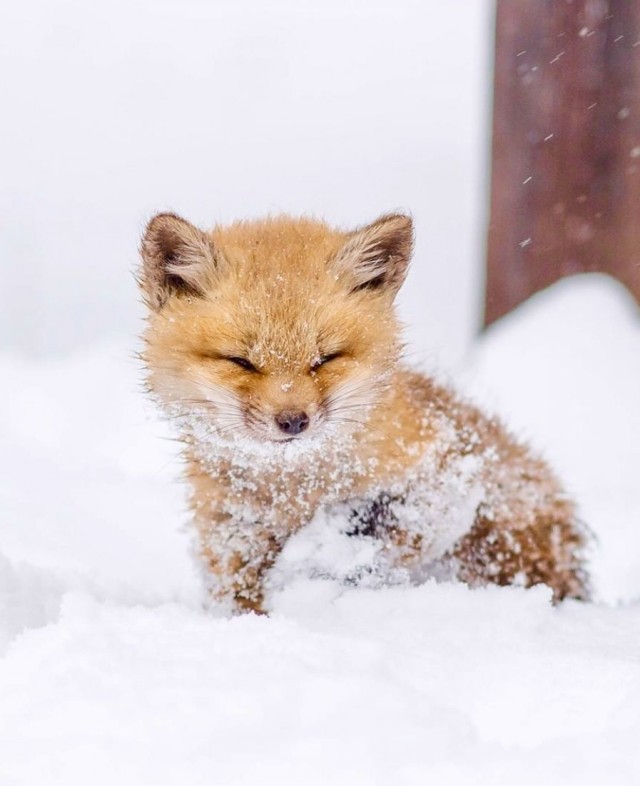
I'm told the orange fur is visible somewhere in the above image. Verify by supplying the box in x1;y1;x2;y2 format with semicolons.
139;212;590;613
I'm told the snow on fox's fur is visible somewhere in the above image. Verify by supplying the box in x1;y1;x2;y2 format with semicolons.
139;212;589;612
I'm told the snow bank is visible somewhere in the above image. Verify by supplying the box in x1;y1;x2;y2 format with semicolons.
1;274;640;784
2;587;640;786
467;274;640;603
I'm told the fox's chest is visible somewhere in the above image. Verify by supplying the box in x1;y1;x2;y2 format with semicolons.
241;426;482;531
249;443;425;515
267;450;485;591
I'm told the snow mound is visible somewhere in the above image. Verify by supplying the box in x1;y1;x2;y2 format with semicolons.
1;274;640;784
468;274;640;602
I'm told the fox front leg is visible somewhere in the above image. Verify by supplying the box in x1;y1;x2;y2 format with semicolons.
195;512;284;614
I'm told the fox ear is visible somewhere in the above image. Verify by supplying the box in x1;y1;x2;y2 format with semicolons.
139;212;217;309
335;213;414;297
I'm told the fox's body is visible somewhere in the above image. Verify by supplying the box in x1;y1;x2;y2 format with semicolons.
139;213;589;612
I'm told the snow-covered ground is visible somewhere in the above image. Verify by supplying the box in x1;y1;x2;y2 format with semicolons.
1;273;639;785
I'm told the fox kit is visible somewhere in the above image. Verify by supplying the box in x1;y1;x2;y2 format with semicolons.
139;212;589;613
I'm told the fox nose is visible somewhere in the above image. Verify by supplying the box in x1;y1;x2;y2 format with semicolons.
275;410;309;436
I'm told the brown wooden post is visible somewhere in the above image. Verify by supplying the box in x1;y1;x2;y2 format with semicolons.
486;0;640;325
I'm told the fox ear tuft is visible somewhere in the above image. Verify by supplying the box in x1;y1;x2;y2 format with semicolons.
335;213;414;297
139;212;217;309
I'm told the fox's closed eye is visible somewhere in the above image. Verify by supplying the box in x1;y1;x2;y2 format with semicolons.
226;356;258;372
310;352;343;372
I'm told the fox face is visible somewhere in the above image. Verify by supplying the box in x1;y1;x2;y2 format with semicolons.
139;212;413;448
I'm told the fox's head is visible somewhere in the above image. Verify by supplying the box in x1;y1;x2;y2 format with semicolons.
139;212;413;449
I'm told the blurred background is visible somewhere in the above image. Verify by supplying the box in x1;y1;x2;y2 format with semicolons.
0;0;492;365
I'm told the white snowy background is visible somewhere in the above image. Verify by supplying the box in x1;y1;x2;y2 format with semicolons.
2;1;640;784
